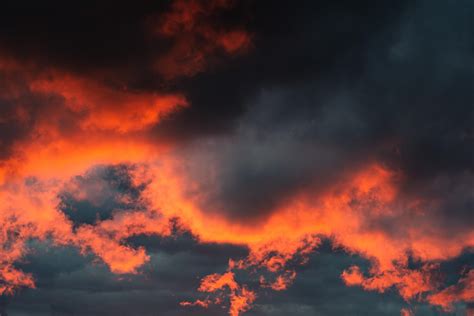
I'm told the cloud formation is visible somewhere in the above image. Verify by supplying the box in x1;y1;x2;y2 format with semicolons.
0;0;472;315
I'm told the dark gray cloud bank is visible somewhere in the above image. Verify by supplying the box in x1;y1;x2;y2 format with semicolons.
0;0;473;315
6;239;473;315
175;0;473;226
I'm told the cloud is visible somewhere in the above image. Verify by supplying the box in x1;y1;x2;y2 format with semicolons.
151;0;252;79
0;0;472;315
428;270;474;311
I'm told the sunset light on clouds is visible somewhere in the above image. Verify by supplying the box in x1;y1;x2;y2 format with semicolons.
0;1;472;315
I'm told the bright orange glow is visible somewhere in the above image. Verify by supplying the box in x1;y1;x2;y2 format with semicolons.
199;272;240;292
139;160;474;314
30;73;187;133
0;59;185;293
341;264;437;300
186;271;256;316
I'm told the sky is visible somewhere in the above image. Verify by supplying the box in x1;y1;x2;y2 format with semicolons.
0;0;473;315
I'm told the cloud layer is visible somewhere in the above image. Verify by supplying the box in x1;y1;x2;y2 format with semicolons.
0;0;472;315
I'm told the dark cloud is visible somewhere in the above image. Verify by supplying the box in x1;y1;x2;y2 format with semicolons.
0;72;62;159
0;1;168;75
5;237;241;316
152;0;410;141
167;0;473;223
59;164;146;226
5;239;471;315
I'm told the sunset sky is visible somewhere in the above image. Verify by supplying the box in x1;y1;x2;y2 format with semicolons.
0;1;473;315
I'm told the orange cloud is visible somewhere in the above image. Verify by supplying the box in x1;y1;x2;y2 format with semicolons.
341;264;438;301
2;131;471;316
260;270;297;291
138;159;474;314
1;111;473;316
0;178;72;294
183;271;256;316
0;58;185;292
30;73;187;133
152;0;251;79
0;64;186;183
428;269;474;311
179;299;211;308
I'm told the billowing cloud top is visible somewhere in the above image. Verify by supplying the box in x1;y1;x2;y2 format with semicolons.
0;1;473;315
